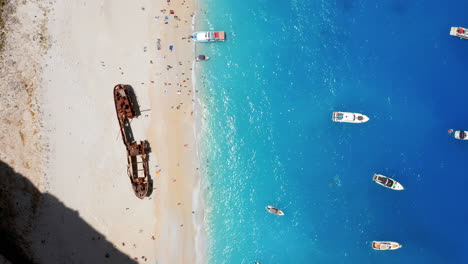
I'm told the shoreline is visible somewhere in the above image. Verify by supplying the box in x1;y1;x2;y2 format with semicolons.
0;0;206;263
147;0;206;262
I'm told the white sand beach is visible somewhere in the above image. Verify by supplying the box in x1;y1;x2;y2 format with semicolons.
0;0;204;263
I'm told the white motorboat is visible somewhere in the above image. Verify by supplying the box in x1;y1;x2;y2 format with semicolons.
373;174;404;191
196;55;210;61
372;241;402;250
450;27;468;40
265;206;284;216
332;112;369;123
192;31;225;42
448;129;468;140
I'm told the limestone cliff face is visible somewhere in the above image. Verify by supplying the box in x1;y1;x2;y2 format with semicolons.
0;2;48;261
0;0;51;193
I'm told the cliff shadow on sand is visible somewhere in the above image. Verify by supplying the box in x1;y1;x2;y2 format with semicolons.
0;160;137;264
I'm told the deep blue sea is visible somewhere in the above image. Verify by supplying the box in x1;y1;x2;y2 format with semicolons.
196;0;468;263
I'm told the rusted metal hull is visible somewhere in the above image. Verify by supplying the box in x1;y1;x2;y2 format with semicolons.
114;84;150;199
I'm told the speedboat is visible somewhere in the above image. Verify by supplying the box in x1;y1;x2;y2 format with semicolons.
373;174;404;191
450;27;468;39
265;206;284;216
192;31;225;42
332;112;369;123
196;55;210;61
448;129;468;140
372;241;402;250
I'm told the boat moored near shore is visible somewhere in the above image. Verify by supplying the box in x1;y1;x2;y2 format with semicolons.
332;112;369;123
450;27;468;39
196;55;210;61
372;241;402;250
192;31;225;42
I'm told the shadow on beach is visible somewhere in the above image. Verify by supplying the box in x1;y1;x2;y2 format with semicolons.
0;160;137;264
125;85;141;117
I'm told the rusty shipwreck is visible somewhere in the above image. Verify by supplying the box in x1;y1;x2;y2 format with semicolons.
114;84;150;199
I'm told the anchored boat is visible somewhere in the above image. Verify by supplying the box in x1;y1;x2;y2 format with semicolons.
192;31;225;42
372;241;402;250
450;27;468;39
332;112;369;123
114;84;151;199
373;174;404;191
265;205;284;216
196;55;210;61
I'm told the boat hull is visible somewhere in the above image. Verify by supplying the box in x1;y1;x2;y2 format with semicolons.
450;27;468;39
196;55;209;61
373;174;404;191
332;111;369;123
192;31;225;42
372;241;402;250
454;130;468;140
266;206;284;216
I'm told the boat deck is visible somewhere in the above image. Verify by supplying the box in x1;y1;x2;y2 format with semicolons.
450;27;468;39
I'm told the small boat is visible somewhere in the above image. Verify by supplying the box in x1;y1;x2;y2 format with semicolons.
372;241;402;250
332;112;369;123
450;27;468;39
373;174;404;191
192;31;225;42
196;55;210;61
449;129;468;140
265;205;284;216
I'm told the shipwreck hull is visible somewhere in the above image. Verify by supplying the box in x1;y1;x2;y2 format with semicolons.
114;84;151;199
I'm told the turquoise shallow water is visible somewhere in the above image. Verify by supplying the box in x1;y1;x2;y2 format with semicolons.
196;0;468;263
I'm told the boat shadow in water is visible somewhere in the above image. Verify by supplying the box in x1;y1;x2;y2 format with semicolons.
0;160;137;264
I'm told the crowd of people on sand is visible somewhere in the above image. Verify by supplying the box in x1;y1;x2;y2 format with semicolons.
114;3;200;262
99;3;207;262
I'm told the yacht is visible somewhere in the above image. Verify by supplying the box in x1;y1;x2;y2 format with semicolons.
265;206;284;216
332;112;369;123
450;27;468;39
192;31;225;42
373;174;404;191
372;241;402;250
449;129;468;140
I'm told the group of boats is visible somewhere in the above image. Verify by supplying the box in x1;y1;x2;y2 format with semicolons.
331;111;403;250
211;26;468;263
449;28;468;138
264;174;404;251
448;28;468;139
332;111;468;141
263;112;406;251
191;30;225;61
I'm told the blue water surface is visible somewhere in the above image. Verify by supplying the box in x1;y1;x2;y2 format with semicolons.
196;0;468;263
